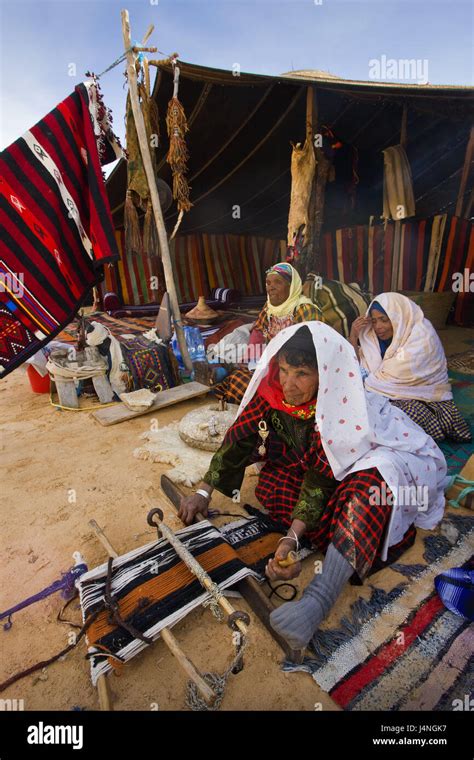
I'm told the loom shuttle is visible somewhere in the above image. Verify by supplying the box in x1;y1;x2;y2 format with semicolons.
277;551;299;568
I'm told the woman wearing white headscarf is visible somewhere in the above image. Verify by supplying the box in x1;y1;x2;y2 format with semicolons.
350;292;471;442
180;322;448;650
213;262;322;404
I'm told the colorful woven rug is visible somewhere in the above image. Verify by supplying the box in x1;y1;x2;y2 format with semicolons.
98;231;286;305
56;312;156;344
282;513;474;711
448;348;474;376
320;215;474;327
120;336;177;393
0;82;122;377
440;370;474;475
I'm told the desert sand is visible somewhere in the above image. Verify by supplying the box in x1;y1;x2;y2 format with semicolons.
0;326;471;711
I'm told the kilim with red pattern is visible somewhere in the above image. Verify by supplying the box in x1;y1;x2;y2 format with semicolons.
0;82;121;377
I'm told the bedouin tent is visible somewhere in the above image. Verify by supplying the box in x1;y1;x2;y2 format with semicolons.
104;62;474;325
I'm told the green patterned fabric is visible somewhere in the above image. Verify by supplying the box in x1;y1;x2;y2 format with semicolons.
203;408;335;528
293;468;336;530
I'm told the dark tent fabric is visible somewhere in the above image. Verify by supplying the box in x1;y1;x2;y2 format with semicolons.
106;62;474;239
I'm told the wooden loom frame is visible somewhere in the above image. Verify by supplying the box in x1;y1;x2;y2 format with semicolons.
88;513;251;710
160;475;304;663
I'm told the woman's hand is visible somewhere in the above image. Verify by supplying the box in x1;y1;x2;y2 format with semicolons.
178;493;210;525
265;539;302;581
349;316;371;343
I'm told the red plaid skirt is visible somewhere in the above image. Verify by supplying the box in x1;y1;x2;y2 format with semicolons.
226;394;415;579
257;459;415;579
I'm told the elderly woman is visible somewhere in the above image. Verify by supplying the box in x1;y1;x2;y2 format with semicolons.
350;292;471;443
179;322;447;651
212;262;322;404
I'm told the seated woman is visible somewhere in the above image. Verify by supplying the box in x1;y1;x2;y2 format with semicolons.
212;262;322;404
349;292;471;443
179;322;447;651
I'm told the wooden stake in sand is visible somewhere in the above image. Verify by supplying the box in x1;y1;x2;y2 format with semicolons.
88;519;216;709
121;9;192;372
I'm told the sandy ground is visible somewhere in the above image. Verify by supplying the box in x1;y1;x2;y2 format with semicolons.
0;326;472;711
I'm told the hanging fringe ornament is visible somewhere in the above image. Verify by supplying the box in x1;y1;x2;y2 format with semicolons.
124;61;161;257
166;63;193;213
124;189;142;256
143;199;161;258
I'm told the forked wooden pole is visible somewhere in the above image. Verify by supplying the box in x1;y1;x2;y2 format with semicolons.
88;519;216;708
121;9;192;372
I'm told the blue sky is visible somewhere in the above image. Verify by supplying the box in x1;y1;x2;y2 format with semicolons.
0;0;472;151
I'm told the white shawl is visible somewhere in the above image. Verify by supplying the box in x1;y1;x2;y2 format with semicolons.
238;321;449;560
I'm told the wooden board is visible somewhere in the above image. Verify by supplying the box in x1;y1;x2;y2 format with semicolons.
160;474;303;663
92;382;210;426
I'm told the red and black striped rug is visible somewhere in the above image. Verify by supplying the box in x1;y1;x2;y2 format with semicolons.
0;81;121;377
282;514;473;711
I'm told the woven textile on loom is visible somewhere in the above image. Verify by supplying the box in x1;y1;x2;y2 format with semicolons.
0;82;122;377
120;336;178;392
77;516;288;685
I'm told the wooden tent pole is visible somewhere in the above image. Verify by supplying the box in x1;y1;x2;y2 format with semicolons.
400;104;408;148
306;87;331;276
464;184;474;219
302;86;317;275
89;519;216;706
455;125;474;218
121;9;192;372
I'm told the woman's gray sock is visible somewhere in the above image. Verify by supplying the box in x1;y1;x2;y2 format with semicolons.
269;543;354;650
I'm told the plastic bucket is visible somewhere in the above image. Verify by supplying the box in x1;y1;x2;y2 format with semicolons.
27;365;50;393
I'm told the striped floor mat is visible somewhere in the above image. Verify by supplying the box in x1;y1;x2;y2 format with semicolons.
282;514;473;711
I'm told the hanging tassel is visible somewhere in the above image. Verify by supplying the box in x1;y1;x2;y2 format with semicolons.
124;190;142;257
143;199;161;258
166;63;192;213
172;173;193;213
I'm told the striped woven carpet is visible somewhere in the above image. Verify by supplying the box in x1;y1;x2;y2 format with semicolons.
440;369;474;475
282;514;473;711
56;312;246;350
